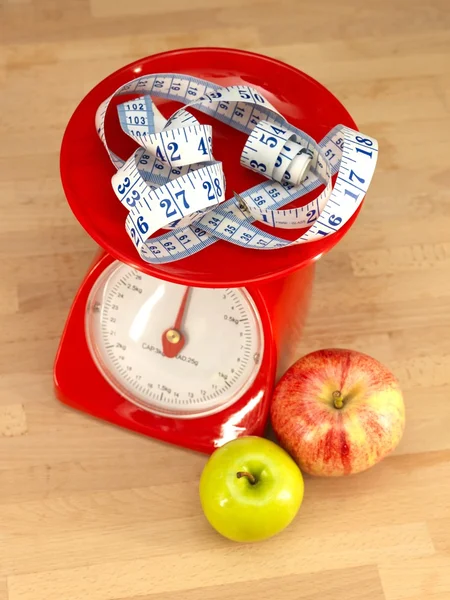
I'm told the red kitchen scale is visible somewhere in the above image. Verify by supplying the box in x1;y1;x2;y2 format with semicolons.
54;47;363;454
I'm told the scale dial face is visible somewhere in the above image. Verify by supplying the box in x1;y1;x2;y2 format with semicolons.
85;262;264;418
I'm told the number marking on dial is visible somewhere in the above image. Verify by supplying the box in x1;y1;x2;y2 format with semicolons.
86;263;264;417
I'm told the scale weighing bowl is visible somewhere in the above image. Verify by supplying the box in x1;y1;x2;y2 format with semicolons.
60;46;359;288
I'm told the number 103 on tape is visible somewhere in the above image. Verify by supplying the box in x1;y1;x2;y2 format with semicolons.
94;73;378;264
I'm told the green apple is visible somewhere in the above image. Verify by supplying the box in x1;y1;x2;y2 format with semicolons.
199;436;304;542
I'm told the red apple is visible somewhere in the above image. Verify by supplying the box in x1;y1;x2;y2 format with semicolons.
270;349;405;476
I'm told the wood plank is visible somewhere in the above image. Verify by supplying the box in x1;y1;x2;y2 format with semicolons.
118;566;384;600
379;555;450;600
428;518;450;554
0;581;8;600
7;523;432;599
0;405;27;438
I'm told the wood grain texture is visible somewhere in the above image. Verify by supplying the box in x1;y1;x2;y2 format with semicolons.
1;0;449;598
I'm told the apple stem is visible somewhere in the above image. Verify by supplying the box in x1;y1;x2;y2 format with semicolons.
333;390;344;409
236;471;257;485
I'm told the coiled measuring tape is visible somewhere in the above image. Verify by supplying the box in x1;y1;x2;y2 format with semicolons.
95;73;378;264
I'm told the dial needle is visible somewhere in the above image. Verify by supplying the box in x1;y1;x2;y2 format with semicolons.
161;287;191;358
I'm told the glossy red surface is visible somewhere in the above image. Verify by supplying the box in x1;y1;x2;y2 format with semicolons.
60;47;359;288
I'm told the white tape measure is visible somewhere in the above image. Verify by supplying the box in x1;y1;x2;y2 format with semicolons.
95;73;378;265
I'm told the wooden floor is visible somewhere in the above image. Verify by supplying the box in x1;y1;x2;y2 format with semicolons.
1;0;450;598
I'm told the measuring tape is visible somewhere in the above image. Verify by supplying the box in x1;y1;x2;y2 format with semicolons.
95;73;378;264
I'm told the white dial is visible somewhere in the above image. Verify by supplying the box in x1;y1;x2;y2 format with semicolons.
85;261;264;418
